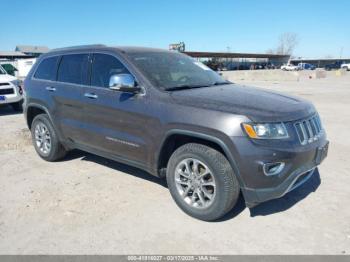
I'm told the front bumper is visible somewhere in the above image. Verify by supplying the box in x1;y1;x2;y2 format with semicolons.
0;84;23;105
230;132;328;207
243;166;318;208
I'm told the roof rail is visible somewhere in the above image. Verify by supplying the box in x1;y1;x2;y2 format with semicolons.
50;44;107;52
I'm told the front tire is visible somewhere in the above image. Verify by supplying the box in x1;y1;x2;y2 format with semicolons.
166;143;240;221
31;114;67;161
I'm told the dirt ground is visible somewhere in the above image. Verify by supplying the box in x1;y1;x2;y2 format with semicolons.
0;73;349;254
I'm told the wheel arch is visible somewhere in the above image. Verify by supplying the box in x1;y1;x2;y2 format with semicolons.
26;103;52;129
156;129;245;188
26;103;69;150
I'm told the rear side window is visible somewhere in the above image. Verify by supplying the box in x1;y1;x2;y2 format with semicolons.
91;53;130;88
57;54;89;85
34;56;59;80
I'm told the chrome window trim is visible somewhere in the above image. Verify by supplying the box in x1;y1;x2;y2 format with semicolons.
31;51;146;96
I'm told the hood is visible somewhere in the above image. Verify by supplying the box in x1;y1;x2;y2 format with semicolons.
0;74;17;83
170;84;316;122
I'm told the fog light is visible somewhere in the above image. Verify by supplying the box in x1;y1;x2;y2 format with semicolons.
263;162;285;176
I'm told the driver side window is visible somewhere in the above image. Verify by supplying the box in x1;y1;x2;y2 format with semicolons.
91;54;130;88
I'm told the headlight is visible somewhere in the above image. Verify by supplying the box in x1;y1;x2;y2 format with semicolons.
242;122;289;139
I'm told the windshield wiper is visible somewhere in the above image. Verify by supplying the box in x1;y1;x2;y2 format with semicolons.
165;84;211;91
165;81;231;91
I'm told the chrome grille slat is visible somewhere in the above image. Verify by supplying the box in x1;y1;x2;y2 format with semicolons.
313;117;320;133
309;119;316;135
316;116;322;130
299;123;308;145
306;120;313;140
294;115;323;145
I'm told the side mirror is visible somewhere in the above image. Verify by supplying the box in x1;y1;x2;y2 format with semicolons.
109;74;141;93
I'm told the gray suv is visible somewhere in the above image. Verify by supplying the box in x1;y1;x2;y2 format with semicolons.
24;45;329;221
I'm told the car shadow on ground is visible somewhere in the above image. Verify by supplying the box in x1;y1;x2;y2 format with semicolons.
63;150;321;221
65;150;168;188
215;169;321;221
0;105;22;116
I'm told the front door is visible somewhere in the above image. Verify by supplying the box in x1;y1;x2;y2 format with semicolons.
80;53;150;166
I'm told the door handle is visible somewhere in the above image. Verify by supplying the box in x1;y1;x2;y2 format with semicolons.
84;93;98;99
45;86;56;92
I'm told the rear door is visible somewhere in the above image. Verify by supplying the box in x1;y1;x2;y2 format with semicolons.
79;53;150;166
54;53;90;143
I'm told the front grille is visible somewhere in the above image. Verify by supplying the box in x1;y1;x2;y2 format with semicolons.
294;115;323;145
0;82;10;86
0;88;14;95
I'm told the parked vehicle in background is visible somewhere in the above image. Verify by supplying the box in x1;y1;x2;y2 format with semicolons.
203;60;222;71
341;62;350;71
24;45;328;221
281;64;299;71
0;65;23;111
0;63;18;76
324;61;342;71
265;63;277;69
0;58;36;79
16;58;37;78
298;63;316;70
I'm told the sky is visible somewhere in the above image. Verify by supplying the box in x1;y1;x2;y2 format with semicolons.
1;0;349;58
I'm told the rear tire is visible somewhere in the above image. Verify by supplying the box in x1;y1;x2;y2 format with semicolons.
166;143;240;221
31;114;67;161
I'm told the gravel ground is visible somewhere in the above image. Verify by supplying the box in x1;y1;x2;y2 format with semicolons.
0;73;349;254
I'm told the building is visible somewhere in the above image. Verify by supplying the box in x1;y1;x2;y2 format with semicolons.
0;51;32;60
15;45;49;57
290;58;350;68
0;45;47;78
183;51;290;70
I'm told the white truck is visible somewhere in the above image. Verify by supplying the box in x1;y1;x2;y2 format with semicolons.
0;58;36;79
0;65;24;111
341;62;350;71
281;63;299;71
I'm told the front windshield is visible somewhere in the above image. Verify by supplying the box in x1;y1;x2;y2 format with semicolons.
0;66;6;75
127;51;228;90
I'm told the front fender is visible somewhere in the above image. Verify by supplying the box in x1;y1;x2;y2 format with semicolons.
155;128;247;189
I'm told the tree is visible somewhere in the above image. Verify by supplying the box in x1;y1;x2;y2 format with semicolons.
267;32;299;55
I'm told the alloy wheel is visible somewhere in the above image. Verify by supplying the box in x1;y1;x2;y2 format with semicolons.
34;122;51;155
174;158;216;209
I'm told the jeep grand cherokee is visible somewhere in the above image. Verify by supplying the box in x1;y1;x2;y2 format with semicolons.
23;45;329;221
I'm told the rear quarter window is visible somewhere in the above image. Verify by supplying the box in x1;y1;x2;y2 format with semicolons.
34;56;59;81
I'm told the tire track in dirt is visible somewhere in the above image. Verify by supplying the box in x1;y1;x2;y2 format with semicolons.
0;128;32;152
